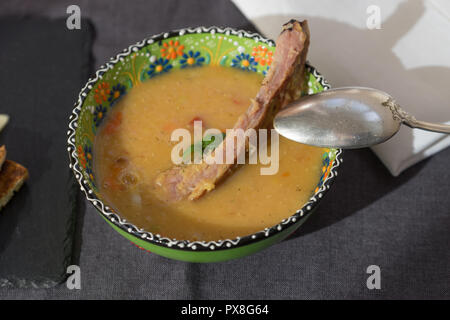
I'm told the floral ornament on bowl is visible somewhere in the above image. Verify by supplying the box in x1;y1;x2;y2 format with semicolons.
108;84;127;105
94;82;111;104
251;45;273;66
84;145;93;163
77;145;87;169
147;58;173;78
262;66;271;76
85;166;95;184
93;105;107;127
161;40;185;60
77;140;96;187
180;51;205;68
231;53;258;72
314;151;334;193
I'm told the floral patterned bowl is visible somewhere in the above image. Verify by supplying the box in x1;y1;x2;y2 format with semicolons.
67;26;343;262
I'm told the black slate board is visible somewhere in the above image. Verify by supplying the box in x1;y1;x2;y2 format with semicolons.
0;17;93;287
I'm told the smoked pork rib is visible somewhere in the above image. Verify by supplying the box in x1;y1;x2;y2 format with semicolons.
155;20;310;201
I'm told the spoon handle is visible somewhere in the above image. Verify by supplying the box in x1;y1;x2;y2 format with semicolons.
383;98;450;134
404;119;450;134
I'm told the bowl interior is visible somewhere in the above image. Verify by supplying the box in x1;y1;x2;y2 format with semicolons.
69;27;339;249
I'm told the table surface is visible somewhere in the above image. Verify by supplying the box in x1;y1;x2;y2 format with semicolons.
0;0;449;299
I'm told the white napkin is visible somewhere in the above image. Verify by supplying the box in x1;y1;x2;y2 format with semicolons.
232;0;450;176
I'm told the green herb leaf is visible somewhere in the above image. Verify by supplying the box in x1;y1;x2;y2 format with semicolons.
182;132;226;162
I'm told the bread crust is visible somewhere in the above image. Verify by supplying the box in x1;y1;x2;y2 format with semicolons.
0;159;29;209
0;145;6;171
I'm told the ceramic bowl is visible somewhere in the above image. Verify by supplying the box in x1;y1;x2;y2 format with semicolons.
67;26;343;262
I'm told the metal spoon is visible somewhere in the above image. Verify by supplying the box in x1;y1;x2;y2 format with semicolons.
273;87;450;149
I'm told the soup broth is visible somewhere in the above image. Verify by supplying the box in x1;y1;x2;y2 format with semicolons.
94;66;326;241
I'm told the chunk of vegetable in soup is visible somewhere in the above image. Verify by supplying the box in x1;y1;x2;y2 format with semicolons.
93;66;326;241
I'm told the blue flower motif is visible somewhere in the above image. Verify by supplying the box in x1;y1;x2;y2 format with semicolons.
108;84;126;105
85;166;95;183
93;105;107;127
180;51;205;68
84;145;93;164
147;58;172;78
322;154;330;167
316;154;331;190
231;53;257;71
262;66;270;76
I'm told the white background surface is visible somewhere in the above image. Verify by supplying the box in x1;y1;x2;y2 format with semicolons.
233;0;450;175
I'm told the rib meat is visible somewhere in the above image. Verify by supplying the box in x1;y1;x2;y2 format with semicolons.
155;20;310;201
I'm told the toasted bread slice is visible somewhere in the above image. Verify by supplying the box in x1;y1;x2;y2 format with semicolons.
0;114;9;133
0;160;29;210
0;146;6;171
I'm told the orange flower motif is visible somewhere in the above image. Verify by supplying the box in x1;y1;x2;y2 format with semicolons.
324;166;331;179
94;82;110;104
77;145;87;168
251;45;273;66
160;40;185;60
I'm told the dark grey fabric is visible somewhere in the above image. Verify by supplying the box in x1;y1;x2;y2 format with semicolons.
0;0;449;299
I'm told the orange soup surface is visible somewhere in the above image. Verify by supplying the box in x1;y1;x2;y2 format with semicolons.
94;66;326;241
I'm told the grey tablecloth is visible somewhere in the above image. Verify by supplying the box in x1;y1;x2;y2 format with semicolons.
0;0;449;299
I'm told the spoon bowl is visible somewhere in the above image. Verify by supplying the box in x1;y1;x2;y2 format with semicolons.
274;87;450;149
